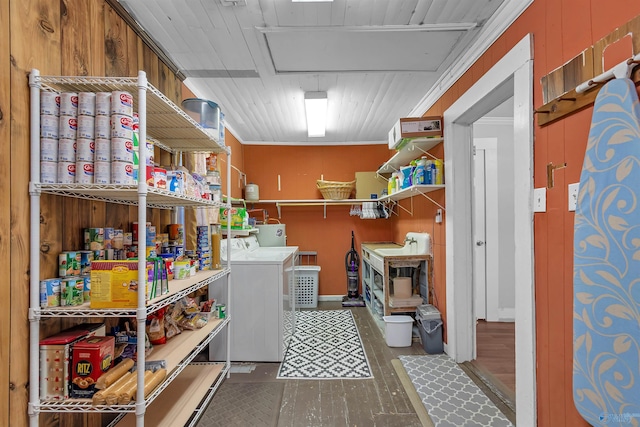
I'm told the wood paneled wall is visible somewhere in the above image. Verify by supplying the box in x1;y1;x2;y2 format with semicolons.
7;1;184;425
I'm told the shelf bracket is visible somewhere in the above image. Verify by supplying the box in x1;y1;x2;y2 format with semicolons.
395;197;414;216
275;202;282;218
416;190;446;211
410;144;439;160
323;202;327;219
29;182;41;196
28;307;40;321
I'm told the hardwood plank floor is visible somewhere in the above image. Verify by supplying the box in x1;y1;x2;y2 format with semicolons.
469;320;516;410
276;301;426;427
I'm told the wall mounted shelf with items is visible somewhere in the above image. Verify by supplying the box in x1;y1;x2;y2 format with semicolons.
29;69;232;427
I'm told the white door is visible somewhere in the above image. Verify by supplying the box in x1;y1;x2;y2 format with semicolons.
473;138;500;321
473;147;487;320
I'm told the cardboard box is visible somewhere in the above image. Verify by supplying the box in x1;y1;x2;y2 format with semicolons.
388;116;443;149
355;172;387;199
39;323;105;400
90;260;152;308
70;336;115;398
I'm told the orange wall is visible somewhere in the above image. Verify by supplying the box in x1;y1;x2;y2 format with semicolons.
395;1;640;426
243;144;393;295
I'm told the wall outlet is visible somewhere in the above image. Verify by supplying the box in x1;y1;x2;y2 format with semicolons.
533;188;546;212
435;208;443;223
568;182;579;211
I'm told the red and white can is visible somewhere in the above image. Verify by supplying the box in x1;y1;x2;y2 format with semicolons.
40;138;58;162
40;161;57;184
40;114;59;139
76;161;94;184
94;161;111;184
58;138;76;162
95;92;111;116
59;92;78;117
94;115;110;139
76;138;95;162
77;115;95;139
111;137;134;162
111;161;134;185
132;112;139;132
111;114;134;139
110;91;133;116
40;92;60;116
95;138;110;162
78;92;96;116
57;162;76;183
58;115;78;140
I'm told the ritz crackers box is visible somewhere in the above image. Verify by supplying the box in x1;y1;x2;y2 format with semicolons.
70;336;115;398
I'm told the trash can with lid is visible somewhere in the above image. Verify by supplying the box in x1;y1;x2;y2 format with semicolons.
416;304;444;354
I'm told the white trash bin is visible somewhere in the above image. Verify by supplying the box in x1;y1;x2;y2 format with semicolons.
383;315;414;347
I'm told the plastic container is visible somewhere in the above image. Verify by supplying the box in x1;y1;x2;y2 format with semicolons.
416;304;441;322
383;315;414;347
181;98;220;130
293;265;321;308
245;183;259;201
418;319;444;354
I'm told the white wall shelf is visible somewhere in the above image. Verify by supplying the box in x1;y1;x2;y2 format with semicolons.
377;137;443;175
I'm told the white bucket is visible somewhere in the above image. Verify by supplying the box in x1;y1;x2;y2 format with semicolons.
40;161;57;183
111;161;134;184
41;92;60;116
94;161;110;184
94;115;110;139
383;315;414;347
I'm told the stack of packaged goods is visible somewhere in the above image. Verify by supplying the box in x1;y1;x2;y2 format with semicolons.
196;225;212;271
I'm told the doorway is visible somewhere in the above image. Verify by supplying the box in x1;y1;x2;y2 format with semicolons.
443;34;535;426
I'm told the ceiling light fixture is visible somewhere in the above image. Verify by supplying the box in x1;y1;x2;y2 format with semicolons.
304;92;327;138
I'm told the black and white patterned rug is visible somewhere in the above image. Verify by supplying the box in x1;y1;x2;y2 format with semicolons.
277;310;373;379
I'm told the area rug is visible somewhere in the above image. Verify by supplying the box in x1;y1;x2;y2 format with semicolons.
277;310;373;379
399;354;513;427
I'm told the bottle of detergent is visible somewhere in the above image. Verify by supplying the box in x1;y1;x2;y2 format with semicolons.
388;173;396;194
413;156;427;185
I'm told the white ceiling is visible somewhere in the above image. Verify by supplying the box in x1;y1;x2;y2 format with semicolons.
118;0;517;145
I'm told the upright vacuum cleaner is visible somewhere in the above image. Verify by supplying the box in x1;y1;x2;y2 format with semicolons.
342;231;366;307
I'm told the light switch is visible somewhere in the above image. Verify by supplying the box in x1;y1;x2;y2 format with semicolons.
568;182;579;211
533;188;546;212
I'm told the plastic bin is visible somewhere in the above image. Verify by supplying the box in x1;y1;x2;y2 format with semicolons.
181;98;220;130
383;315;414;347
418;319;444;354
294;265;321;308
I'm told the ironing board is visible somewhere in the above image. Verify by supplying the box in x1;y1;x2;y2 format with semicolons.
574;78;640;426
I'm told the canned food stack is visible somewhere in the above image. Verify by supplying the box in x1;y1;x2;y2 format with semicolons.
94;92;112;184
40;91;61;183
196;225;212;271
58;93;79;183
76;92;96;184
111;91;135;184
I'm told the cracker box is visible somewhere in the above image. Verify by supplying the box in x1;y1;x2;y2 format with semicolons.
39;323;106;400
70;336;115;398
90;260;152;308
388;116;443;150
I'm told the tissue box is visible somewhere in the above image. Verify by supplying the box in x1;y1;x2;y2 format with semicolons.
388;116;443;149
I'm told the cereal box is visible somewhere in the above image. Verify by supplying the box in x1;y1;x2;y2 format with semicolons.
90;260;152;308
70;336;115;398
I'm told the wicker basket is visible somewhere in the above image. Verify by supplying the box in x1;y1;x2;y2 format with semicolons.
316;179;356;200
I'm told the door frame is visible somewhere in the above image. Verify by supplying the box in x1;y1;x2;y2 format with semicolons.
443;34;536;425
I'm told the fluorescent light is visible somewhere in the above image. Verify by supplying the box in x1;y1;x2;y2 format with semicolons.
304;92;327;138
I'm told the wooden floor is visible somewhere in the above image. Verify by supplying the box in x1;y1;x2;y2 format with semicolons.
469;320;516;410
